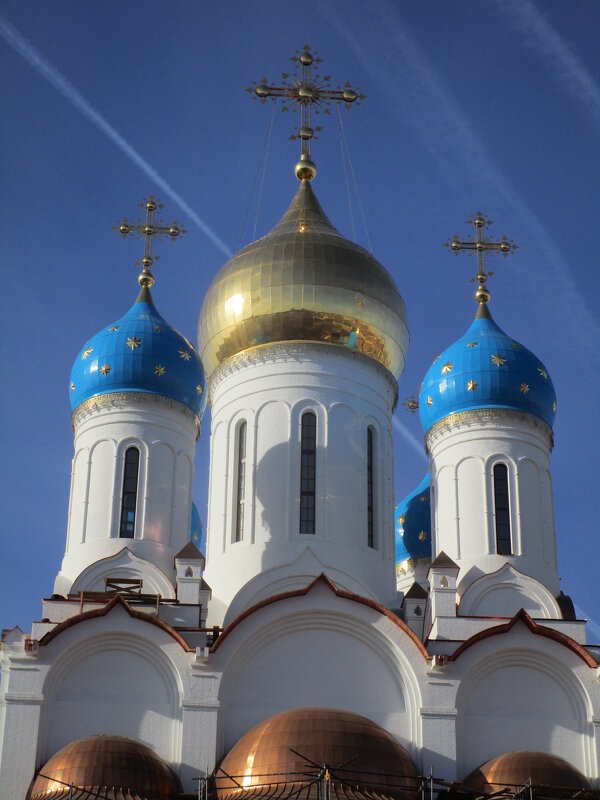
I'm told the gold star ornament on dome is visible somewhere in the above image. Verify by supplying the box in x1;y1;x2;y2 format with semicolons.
553;401;557;413
126;336;142;351
427;396;433;407
418;531;428;541
100;364;111;376
196;384;203;395
153;325;162;333
109;326;119;332
70;382;75;392
490;354;507;367
81;346;93;360
154;365;165;376
537;365;548;379
441;362;453;375
467;379;478;391
520;382;530;394
467;341;478;348
178;348;191;362
398;514;406;525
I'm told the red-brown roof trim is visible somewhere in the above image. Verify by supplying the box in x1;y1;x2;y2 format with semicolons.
211;573;429;659
449;608;598;667
38;594;193;651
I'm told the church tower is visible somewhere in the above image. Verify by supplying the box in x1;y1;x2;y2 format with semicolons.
415;214;560;618
54;200;207;597
198;54;409;625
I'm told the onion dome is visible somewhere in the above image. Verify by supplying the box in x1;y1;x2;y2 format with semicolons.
198;179;409;381
462;751;592;794
215;707;419;800
395;473;432;565
28;735;181;800
419;305;556;434
70;285;206;418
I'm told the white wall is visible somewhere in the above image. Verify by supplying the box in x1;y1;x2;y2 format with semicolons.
204;343;398;626
55;392;199;595
427;410;560;597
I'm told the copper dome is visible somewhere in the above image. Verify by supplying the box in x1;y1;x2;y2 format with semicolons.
29;735;181;800
214;707;419;800
462;751;592;794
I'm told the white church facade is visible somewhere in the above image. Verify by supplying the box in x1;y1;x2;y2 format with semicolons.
1;47;599;800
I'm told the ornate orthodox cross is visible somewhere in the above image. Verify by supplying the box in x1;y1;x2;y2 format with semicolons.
114;196;186;287
248;44;364;180
444;212;517;305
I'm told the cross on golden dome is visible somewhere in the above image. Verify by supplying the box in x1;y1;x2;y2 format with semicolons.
113;196;186;288
444;212;517;308
247;45;365;181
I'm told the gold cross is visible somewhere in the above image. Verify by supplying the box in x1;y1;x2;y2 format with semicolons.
247;45;364;181
444;212;517;306
113;196;186;287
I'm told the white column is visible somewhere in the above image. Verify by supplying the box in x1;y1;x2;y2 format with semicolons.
204;343;398;626
55;392;199;596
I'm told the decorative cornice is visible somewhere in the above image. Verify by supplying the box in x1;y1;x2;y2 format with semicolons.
211;572;429;660
38;594;193;652
208;340;399;408
425;407;553;453
71;391;201;436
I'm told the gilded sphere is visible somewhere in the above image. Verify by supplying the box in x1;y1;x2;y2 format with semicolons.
169;225;180;237
119;223;130;235
146;200;157;211
500;241;510;252
254;84;269;98
299;51;314;65
295;156;317;181
198;180;409;381
142;255;153;268
451;240;461;251
298;84;315;99
343;88;358;102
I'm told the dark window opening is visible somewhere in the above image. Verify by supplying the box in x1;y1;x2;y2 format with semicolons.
367;427;375;548
234;421;247;542
299;412;316;534
119;447;139;538
493;463;512;555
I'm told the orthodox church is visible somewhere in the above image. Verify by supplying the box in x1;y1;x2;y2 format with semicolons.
1;47;599;800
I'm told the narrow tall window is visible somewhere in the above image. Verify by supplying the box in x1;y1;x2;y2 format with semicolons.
234;422;247;542
299;412;316;534
119;447;139;538
367;427;375;548
493;463;512;555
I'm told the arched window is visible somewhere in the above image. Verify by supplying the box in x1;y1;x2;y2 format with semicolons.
119;447;139;538
234;421;247;542
299;411;316;535
367;426;375;548
493;463;512;555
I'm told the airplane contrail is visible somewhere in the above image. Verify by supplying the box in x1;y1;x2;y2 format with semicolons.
317;0;600;371
392;417;428;463
0;15;234;260
498;0;600;132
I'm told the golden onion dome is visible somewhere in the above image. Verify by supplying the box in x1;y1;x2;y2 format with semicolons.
198;180;409;381
28;735;181;800
215;707;419;800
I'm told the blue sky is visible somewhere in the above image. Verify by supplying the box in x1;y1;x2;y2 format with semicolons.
1;1;598;636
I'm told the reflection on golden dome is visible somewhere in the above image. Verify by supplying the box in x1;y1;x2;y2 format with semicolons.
29;735;181;800
462;751;592;793
198;181;409;382
214;707;419;800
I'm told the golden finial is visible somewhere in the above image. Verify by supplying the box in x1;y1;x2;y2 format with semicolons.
247;45;365;181
402;395;419;414
113;196;187;287
443;212;517;310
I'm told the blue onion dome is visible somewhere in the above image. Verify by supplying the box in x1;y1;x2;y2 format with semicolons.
395;473;432;565
190;501;206;553
419;304;556;433
70;285;207;418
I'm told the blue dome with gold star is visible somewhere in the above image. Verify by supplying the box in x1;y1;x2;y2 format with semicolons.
418;306;556;433
70;286;206;417
395;472;432;564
